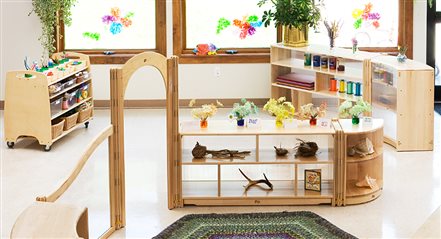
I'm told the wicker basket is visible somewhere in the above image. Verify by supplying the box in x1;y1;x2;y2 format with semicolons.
63;112;79;130
78;106;93;123
51;119;65;139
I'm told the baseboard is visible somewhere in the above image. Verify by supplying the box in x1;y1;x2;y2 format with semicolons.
0;98;336;110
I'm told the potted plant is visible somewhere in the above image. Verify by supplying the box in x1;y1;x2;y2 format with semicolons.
339;99;372;125
258;0;321;47
189;99;223;128
297;102;327;126
263;97;295;128
229;98;258;126
30;0;77;58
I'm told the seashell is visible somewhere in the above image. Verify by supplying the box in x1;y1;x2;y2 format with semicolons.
355;175;379;190
355;138;374;155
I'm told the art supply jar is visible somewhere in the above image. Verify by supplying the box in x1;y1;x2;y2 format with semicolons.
346;81;354;95
320;56;328;69
304;53;312;66
313;55;321;68
330;78;337;91
329;57;337;70
339;79;346;93
355;82;362;96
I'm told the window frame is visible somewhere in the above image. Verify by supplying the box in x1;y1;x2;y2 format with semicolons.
56;0;166;64
173;0;413;64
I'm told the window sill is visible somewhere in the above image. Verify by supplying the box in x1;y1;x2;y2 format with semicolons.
177;53;270;64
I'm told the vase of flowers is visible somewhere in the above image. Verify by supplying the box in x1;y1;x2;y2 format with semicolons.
189;99;223;128
297;103;327;126
397;45;408;63
229;98;258;127
338;99;372;125
324;20;343;49
263;97;295;128
352;37;358;54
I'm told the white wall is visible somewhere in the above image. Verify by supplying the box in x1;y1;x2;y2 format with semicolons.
0;0;428;101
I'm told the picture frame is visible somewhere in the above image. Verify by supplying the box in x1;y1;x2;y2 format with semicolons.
304;169;321;192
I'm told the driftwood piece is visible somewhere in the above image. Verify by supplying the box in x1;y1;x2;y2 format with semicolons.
239;169;273;191
274;145;288;156
191;142;251;159
294;138;318;157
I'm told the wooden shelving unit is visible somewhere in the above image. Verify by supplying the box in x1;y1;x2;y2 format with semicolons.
173;119;384;208
371;56;434;151
270;43;374;109
4;52;94;151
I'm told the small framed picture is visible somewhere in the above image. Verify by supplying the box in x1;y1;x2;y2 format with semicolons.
305;169;321;192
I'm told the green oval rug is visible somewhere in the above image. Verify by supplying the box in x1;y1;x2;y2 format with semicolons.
153;211;357;239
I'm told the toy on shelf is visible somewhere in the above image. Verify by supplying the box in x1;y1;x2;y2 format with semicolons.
193;43;218;56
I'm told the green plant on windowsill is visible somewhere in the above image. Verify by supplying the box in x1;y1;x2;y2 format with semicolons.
339;99;372;125
29;0;77;57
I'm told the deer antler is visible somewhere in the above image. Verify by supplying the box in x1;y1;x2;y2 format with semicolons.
239;169;273;191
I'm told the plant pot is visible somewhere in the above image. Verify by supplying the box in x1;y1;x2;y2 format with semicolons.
352;116;360;125
283;25;308;47
275;118;284;128
237;118;245;127
200;119;208;128
309;117;317;126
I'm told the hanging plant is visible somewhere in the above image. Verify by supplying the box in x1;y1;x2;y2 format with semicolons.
29;0;77;57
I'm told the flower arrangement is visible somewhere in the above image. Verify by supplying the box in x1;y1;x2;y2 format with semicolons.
189;99;223;128
352;37;358;53
216;15;263;39
297;103;327;120
324;20;343;49
339;99;372;124
397;45;408;62
229;98;258;120
352;2;381;30
263;97;295;127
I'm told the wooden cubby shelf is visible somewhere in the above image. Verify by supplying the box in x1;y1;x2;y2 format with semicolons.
173;119;384;208
4;52;94;151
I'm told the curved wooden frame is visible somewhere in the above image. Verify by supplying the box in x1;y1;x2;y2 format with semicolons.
109;52;179;230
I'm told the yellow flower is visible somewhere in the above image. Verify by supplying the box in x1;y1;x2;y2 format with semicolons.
352;9;363;19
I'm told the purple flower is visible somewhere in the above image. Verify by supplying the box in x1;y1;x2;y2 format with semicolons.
102;15;116;24
368;12;380;20
110;22;123;35
247;26;256;35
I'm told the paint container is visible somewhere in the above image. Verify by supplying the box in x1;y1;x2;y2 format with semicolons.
330;78;337;91
339;79;346;93
304;53;312;66
321;56;328;69
347;81;354;95
329;57;337;70
355;82;362;96
313;55;321;67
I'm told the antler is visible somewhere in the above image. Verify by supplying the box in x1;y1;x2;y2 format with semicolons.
239;169;273;191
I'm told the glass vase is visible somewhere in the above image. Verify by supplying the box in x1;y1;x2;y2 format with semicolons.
352;44;358;54
352;116;360;125
309;117;317;126
237;118;245;127
200;119;208;128
397;53;407;63
275;118;284;128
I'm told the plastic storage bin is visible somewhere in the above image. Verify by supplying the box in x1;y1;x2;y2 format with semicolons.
50;98;63;116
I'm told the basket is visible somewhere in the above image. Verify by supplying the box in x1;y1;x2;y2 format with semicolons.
51;119;65;139
78;106;93;123
62;112;79;130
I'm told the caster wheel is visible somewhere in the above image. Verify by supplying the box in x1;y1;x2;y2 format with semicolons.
44;145;52;152
85;122;89;128
7;142;15;149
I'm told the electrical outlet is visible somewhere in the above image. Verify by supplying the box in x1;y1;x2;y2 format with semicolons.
214;66;221;79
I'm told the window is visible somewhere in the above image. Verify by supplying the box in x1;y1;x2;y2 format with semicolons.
173;0;280;64
310;0;412;57
57;0;166;64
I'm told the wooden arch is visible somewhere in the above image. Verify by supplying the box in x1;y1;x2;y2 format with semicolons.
109;52;179;230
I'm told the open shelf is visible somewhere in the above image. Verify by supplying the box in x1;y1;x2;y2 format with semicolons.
52;117;92;143
182;180;334;198
181;149;334;165
51;97;92;120
346;179;383;197
346;149;383;163
272;83;362;102
50;78;91;100
47;61;88;85
272;58;363;80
